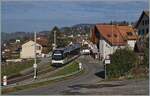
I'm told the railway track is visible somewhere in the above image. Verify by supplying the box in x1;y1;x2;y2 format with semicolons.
5;55;80;86
7;66;56;85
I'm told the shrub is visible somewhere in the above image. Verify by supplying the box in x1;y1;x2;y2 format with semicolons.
143;37;149;68
107;48;138;78
143;48;149;68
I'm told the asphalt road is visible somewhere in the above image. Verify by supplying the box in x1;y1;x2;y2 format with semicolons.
8;55;149;95
10;55;104;95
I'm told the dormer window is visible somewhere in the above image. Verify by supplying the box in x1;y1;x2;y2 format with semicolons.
114;34;117;37
107;34;111;37
127;32;133;36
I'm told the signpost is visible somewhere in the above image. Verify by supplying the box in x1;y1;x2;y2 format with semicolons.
104;57;111;80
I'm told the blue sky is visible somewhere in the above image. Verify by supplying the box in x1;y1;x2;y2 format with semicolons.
2;0;149;32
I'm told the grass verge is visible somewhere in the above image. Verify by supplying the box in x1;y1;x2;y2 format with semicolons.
50;61;80;77
1;59;40;78
2;61;84;94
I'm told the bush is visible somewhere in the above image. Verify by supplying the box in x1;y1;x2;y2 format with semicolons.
143;37;149;68
107;48;138;78
143;48;149;68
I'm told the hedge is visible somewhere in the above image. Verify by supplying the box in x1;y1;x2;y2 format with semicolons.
107;48;138;78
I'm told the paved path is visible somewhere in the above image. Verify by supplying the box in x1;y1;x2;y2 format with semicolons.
61;79;149;95
10;55;104;95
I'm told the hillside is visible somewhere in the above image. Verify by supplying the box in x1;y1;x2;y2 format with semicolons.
1;23;94;43
60;24;94;36
1;32;34;43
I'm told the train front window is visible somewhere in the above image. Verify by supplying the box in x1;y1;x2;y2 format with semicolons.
52;54;63;60
52;50;63;60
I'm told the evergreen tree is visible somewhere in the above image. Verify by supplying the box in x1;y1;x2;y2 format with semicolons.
48;26;64;50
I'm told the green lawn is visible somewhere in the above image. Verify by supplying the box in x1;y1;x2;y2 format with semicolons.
1;59;40;78
50;61;80;77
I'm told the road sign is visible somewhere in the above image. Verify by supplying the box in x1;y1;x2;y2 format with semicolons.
105;59;111;64
33;63;37;68
3;76;7;86
79;62;83;70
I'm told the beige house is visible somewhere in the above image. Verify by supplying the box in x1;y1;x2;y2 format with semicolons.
20;40;42;58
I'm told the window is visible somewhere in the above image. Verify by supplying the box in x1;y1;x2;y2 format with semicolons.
36;46;41;50
127;32;133;36
146;20;149;25
107;34;111;37
143;20;149;25
145;20;147;25
138;30;141;35
142;29;145;35
146;28;149;34
114;34;117;37
95;31;100;38
142;20;145;25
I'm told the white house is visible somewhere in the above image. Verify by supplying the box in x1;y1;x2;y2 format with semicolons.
20;40;42;58
91;24;138;61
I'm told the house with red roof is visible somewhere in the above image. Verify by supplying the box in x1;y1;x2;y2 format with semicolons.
91;24;138;61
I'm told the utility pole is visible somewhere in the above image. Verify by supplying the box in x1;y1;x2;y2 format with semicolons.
111;21;114;53
33;31;37;79
53;30;56;50
99;40;101;61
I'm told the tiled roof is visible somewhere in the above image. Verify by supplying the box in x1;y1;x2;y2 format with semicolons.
92;24;138;46
36;37;49;47
117;25;138;40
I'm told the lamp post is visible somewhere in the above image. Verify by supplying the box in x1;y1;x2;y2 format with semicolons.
33;31;37;79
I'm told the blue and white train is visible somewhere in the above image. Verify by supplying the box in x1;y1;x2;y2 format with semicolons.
51;43;81;66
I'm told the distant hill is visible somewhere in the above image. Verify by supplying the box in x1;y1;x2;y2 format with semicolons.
60;23;95;36
2;23;95;43
1;32;34;43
